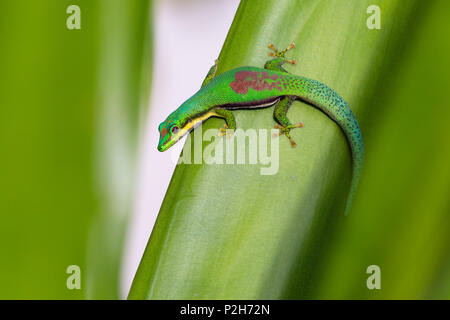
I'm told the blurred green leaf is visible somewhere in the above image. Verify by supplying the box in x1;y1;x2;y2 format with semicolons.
0;0;151;299
313;0;450;299
129;0;434;299
86;0;152;299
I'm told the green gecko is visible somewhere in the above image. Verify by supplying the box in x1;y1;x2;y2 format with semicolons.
157;43;364;216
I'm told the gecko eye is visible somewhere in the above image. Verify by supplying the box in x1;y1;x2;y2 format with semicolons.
171;126;179;134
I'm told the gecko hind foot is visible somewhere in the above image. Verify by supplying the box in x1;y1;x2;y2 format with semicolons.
273;122;303;148
268;43;296;65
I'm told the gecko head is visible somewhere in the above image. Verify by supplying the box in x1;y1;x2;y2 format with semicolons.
157;117;192;152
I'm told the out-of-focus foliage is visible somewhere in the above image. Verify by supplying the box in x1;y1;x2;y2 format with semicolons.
313;0;450;299
0;0;151;299
129;0;448;300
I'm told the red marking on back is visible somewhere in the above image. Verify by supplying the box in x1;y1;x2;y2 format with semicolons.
229;70;282;94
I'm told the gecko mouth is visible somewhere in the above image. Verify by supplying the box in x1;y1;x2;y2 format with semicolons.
158;126;189;152
158;133;180;152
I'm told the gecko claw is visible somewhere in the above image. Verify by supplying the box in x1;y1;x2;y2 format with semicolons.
289;138;297;148
286;42;295;50
218;128;227;137
291;122;303;128
285;132;297;148
286;59;297;65
272;127;281;138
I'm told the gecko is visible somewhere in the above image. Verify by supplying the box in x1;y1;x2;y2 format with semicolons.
157;43;364;216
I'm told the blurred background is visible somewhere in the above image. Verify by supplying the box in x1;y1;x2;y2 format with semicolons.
0;0;448;299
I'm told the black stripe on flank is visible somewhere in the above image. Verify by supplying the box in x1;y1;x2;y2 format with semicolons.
217;96;284;110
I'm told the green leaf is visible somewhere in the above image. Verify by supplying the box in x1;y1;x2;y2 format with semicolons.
129;0;446;299
85;0;153;299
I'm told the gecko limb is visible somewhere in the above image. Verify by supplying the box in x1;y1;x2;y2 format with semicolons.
201;59;219;88
214;108;236;138
273;96;303;147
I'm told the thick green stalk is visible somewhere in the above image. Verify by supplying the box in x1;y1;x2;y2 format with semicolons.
129;0;422;299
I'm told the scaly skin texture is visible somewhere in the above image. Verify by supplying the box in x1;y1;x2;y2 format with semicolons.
158;44;364;215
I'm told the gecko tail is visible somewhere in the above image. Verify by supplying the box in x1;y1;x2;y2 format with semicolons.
343;123;364;216
344;158;363;216
291;77;365;216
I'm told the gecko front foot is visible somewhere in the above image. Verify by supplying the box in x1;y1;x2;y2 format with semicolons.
272;122;303;147
218;124;233;139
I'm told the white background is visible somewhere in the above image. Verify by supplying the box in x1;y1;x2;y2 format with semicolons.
121;0;240;298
